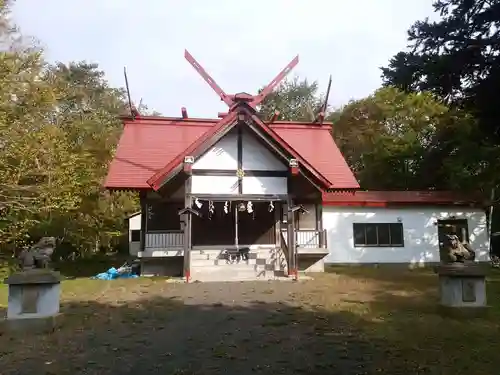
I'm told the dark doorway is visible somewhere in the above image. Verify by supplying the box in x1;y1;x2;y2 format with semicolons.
237;202;276;245
191;201;276;247
191;202;235;246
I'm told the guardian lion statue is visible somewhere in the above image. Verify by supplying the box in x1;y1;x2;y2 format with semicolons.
17;237;56;271
442;233;476;263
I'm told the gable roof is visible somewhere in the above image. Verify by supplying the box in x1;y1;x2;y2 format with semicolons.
104;115;359;191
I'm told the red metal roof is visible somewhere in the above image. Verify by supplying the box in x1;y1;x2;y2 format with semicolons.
272;124;359;189
104;118;211;189
104;116;360;190
322;191;486;207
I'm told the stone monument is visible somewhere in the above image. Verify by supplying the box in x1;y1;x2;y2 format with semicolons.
2;237;61;333
436;231;488;317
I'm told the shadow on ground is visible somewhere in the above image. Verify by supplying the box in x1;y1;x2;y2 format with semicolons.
0;287;380;375
1;272;499;375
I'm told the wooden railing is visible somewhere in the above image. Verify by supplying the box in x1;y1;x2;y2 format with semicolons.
281;229;328;248
145;231;184;249
280;231;290;264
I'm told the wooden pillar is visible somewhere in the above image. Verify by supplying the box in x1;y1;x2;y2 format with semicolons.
234;204;239;249
139;191;147;256
274;202;281;248
316;203;324;247
183;178;192;282
286;197;296;277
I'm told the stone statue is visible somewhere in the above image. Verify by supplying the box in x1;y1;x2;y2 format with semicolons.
442;232;476;264
17;237;56;271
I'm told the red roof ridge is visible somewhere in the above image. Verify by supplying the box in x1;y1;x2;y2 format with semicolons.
122;115;333;128
126;116;217;124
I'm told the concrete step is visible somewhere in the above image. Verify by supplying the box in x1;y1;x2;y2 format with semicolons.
190;248;281;261
190;259;287;271
191;262;263;270
190;269;275;282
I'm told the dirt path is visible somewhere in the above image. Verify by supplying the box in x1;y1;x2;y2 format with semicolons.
1;279;378;375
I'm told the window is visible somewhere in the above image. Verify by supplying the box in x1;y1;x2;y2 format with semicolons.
353;223;404;247
131;230;141;242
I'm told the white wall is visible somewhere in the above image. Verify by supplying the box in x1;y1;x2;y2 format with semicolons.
241;131;287;171
193;131;237;170
242;176;287;195
322;206;490;265
191;175;239;194
128;214;141;256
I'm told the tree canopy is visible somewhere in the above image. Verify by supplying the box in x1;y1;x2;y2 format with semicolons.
0;1;138;257
381;0;500;141
331;87;485;191
259;77;324;122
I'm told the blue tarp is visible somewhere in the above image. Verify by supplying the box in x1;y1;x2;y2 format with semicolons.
91;267;138;280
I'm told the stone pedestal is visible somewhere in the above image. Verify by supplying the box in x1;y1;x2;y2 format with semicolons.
437;262;488;317
2;269;61;333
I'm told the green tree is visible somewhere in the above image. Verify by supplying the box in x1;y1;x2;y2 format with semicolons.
38;61;138;255
259;77;324;121
331;87;482;190
0;4;138;255
381;0;500;141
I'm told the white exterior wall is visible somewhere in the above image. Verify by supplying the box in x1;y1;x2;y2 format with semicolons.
128;214;141;256
322;206;490;265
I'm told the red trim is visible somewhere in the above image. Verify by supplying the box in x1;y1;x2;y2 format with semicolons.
321;190;486;206
147;112;238;190
322;201;482;207
183;163;192;174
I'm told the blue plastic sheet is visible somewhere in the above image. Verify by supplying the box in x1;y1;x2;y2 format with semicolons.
91;267;138;280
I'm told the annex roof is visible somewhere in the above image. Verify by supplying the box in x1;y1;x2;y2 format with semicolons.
322;191;486;207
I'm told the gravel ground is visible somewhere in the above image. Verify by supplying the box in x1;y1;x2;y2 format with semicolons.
0;277;379;375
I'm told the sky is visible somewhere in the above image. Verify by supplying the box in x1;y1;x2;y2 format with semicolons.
13;0;437;118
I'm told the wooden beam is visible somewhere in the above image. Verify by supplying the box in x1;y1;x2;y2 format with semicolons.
139;191;147;255
183;178;192;283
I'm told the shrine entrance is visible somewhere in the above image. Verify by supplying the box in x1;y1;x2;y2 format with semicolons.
191;200;277;248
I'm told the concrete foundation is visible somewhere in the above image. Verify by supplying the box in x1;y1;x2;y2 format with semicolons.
3;269;61;333
436;263;488;316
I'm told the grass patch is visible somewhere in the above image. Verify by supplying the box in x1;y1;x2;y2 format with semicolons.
322;266;500;374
